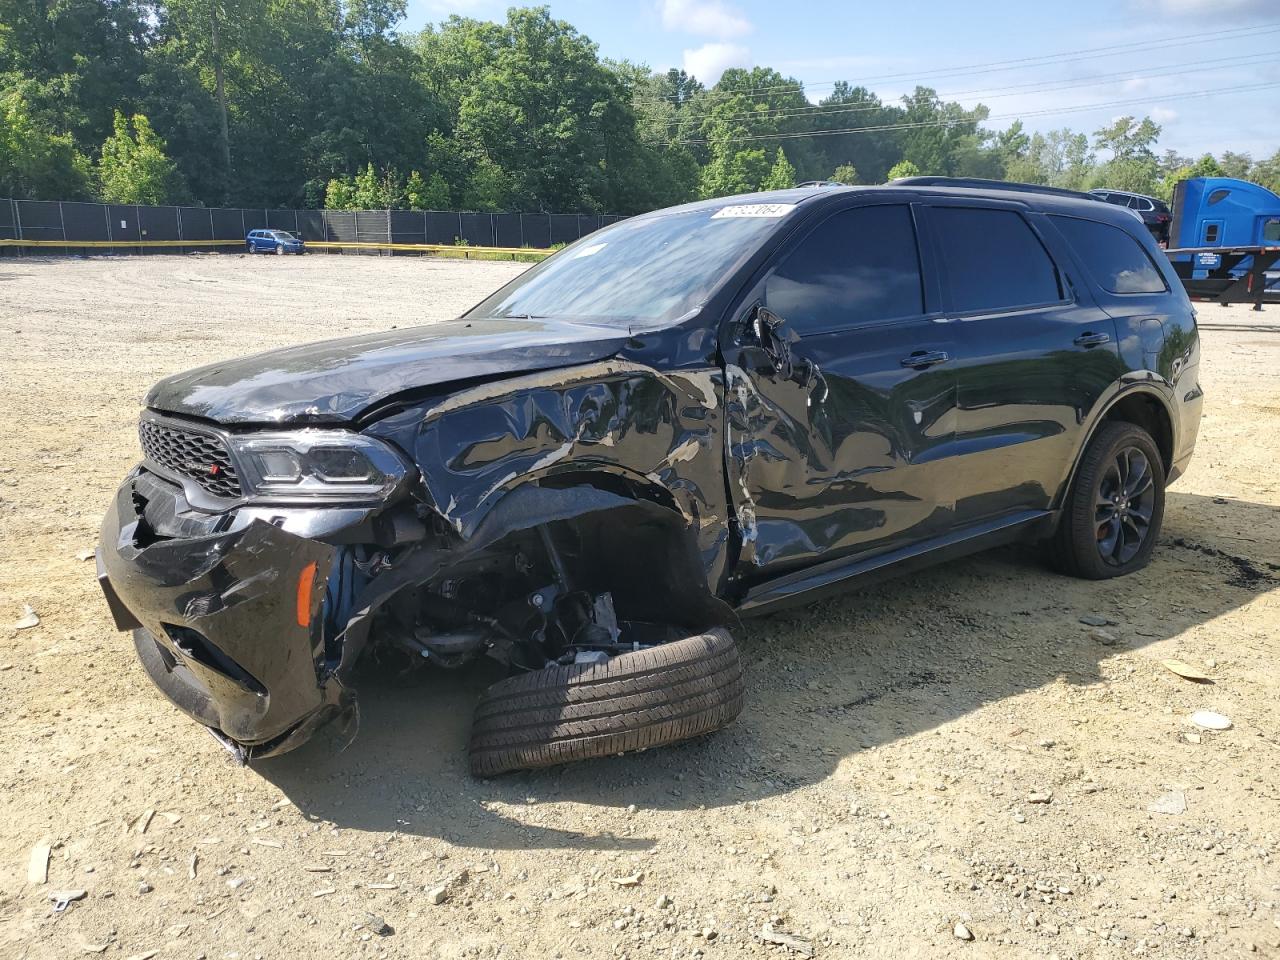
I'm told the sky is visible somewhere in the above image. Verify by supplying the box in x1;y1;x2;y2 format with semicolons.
402;0;1280;159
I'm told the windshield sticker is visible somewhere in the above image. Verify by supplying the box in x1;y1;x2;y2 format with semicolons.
711;203;796;220
572;242;607;258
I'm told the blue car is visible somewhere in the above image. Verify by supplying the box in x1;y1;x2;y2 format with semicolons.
246;229;305;255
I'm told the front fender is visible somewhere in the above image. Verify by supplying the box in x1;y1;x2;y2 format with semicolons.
367;359;733;593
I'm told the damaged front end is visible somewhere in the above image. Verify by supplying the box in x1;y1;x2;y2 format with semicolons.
98;357;733;762
96;459;410;761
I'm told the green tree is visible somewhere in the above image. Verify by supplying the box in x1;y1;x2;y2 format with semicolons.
405;170;450;209
1089;116;1161;193
0;0;150;148
325;177;357;209
462;155;511;211
809;83;903;183
761;148;796;190
898;87;989;176
1156;153;1227;202
886;159;921;181
1249;149;1280;194
449;8;638;212
98;110;187;204
698;147;769;198
0;88;93;199
350;162;401;208
830;163;859;184
1218;151;1251;180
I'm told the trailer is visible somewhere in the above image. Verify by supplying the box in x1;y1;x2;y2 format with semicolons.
1166;245;1280;310
1165;176;1280;310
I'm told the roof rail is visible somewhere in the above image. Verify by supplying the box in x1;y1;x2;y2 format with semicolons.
795;180;846;188
890;176;1095;201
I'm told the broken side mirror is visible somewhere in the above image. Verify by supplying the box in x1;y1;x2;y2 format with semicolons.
746;304;803;383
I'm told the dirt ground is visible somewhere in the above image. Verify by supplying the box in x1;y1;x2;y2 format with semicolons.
1;253;1278;960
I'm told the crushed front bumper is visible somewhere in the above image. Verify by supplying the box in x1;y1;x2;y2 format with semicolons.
96;474;350;759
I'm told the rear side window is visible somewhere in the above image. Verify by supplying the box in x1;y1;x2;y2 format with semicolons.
764;204;924;333
931;207;1062;313
1051;216;1167;294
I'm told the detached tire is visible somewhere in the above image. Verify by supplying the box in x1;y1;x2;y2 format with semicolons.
469;628;744;777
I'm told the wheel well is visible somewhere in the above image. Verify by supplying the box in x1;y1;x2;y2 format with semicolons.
1102;393;1173;472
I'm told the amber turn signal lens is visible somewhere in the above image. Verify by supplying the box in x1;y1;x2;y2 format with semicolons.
296;561;318;628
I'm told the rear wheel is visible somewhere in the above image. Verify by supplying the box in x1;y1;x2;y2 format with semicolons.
1050;421;1165;579
468;627;744;777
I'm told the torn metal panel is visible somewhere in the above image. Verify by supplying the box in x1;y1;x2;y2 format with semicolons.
721;312;961;579
367;359;733;594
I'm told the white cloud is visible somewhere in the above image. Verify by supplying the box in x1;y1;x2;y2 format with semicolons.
658;0;753;38
1150;107;1179;122
682;42;753;83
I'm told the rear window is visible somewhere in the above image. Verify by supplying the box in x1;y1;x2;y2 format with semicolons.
931;207;1062;313
1051;216;1167;294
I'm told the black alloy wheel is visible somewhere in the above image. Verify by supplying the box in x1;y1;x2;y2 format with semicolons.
1094;445;1156;566
1050;420;1166;579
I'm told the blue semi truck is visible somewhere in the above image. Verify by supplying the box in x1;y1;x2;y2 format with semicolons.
1167;176;1280;309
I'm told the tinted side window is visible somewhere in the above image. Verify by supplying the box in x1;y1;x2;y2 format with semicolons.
764;205;924;333
1050;216;1167;294
931;207;1062;313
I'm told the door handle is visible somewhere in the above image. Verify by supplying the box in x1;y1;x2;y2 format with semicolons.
1074;331;1111;347
900;350;950;369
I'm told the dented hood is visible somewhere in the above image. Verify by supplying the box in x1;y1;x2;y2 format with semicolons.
145;317;632;425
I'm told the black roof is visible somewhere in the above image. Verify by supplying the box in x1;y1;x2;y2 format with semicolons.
636;177;1142;235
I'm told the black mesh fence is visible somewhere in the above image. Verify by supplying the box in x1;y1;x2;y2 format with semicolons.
178;206;214;242
1;198;624;256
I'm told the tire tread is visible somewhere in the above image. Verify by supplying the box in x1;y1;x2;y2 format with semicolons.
469;628;743;777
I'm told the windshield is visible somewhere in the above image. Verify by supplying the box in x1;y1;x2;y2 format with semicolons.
465;204;793;327
269;231;296;240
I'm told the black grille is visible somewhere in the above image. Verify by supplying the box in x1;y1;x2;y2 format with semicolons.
139;419;243;498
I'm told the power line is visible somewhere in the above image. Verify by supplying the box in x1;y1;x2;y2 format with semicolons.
658;80;1280;146
648;51;1280;129
634;22;1280;105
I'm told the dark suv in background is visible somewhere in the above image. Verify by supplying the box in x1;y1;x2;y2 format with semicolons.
97;178;1202;776
1089;189;1173;244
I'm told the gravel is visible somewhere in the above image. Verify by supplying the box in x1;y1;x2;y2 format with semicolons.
2;255;1279;959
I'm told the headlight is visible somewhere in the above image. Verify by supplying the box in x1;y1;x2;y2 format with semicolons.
229;431;409;502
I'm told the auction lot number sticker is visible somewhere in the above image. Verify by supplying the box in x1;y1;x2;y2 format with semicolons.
711;203;797;219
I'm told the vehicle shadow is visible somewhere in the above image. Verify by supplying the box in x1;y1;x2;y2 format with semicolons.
257;490;1279;851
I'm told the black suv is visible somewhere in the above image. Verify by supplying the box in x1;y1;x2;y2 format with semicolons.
97;178;1202;775
1089;189;1173;244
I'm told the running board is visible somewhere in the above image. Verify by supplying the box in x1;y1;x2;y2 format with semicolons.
738;510;1054;616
